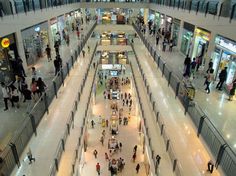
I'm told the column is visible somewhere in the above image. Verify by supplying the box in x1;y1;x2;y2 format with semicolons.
204;32;216;71
177;20;184;51
47;20;54;51
15;30;28;70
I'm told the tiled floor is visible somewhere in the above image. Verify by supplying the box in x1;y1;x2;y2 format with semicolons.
0;21;95;151
137;26;236;152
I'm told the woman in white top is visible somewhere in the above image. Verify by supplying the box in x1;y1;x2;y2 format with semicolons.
204;69;214;94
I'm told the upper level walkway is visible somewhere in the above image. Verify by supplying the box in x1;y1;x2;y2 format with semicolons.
135;25;236;153
10;34;97;176
0;21;95;151
131;36;224;175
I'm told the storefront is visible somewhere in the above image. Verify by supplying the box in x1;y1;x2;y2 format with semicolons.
212;35;236;84
180;22;195;56
154;12;165;30
65;11;76;32
57;15;66;40
165;16;173;33
0;34;19;83
21;21;49;66
50;17;58;45
191;28;211;61
172;18;181;46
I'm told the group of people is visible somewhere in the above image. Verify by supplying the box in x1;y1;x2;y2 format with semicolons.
1;67;46;112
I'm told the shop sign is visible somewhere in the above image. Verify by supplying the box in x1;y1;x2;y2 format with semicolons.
1;38;10;48
195;28;210;41
215;36;236;53
173;18;181;24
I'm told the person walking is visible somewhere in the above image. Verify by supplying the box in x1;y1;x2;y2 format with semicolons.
31;67;38;80
105;152;109;161
53;57;60;76
183;55;191;77
82;50;85;58
10;85;20;108
93;149;98;159
136;163;140;173
206;59;213;73
100;136;104;146
190;58;197;79
1;82;10;111
216;67;227;90
156;34;159;46
87;45;90;54
228;79;236;101
207;160;214;173
54;41;60;55
37;77;47;97
91;120;95;128
156;154;161;166
119;142;122;151
45;45;52;62
27;148;36;164
133;145;138;153
132;152;137;162
204;69;214;94
22;85;33;114
96;163;101;175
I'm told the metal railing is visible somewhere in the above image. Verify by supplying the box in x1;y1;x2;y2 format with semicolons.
48;41;98;176
149;0;236;21
0;21;97;176
132;22;236;176
131;42;182;175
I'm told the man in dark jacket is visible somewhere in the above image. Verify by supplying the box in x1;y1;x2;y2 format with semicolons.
216;67;227;90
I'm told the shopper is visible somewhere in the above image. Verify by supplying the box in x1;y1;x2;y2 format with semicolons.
45;45;52;61
204;69;214;94
31;78;38;101
132;152;137;162
119;142;122;151
10;85;20;108
100;136;104;146
190;58;197;79
91;120;95;128
216;67;227;90
31;67;38;80
136;163;140;173
207;160;214;173
54;57;60;76
27;148;36;164
133;145;138;153
54;41;60;55
183;55;191;77
1;82;13;111
88;45;90;53
82;50;85;58
228;79;236;101
169;39;173;52
156;155;161;166
105;152;109;161
93;149;98;159
96;163;101;175
206;59;213;73
16;57;27;77
37;77;47;97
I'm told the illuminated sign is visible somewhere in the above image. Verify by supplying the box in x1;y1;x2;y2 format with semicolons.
195;28;211;41
215;36;236;54
1;38;10;48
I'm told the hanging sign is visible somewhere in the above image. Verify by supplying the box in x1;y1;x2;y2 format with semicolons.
1;38;10;48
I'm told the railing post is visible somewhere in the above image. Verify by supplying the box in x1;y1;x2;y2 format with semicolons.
71;56;74;67
156;111;159;122
32;0;35;11
61;139;65;150
61;68;64;86
29;114;37;136
162;63;166;76
196;1;200;14
9;143;20;167
175;82;180;98
53;81;57;98
218;2;223;18
166;139;170;151
66;62;70;75
189;0;192;13
196;115;206;136
157;56;160;67
230;4;236;23
161;124;164;135
152;101;155;111
173;159;177;171
168;72;172;86
55;158;59;170
67;123;70;135
205;1;209;17
44;93;49;114
215;144;227;168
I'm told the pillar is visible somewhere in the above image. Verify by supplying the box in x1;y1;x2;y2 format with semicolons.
143;8;149;24
15;30;28;70
47;19;54;50
177;20;184;51
204;32;216;71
